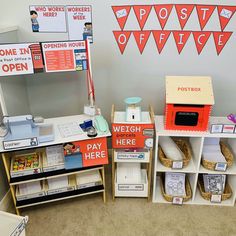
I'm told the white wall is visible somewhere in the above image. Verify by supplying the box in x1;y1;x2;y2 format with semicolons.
0;0;235;121
0;29;30;202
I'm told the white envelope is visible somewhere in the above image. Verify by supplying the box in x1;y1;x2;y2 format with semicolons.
116;9;127;18
220;9;233;19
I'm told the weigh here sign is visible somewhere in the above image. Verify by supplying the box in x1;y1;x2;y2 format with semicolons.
0;44;34;76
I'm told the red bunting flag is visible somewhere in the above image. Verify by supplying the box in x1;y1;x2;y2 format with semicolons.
112;6;131;30
175;5;195;30
133;31;151;54
173;31;191;54
192;31;211;54
196;5;216;30
154;4;173;29
152;30;171;53
113;31;132;54
133;5;153;30
217;6;236;31
213;31;232;55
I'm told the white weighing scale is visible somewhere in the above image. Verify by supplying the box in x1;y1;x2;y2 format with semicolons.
124;97;142;122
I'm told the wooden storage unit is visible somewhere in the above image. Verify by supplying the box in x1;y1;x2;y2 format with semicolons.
0;29;110;215
0;116;110;215
153;115;236;206
111;105;154;200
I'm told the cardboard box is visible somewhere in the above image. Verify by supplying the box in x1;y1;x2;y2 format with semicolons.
76;170;102;189
45;176;76;195
10;151;42;178
115;169;148;197
16;181;45;201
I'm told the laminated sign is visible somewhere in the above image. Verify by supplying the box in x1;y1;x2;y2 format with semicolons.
42;41;87;72
29;5;67;32
63;137;109;167
66;5;93;42
112;123;154;149
0;43;43;76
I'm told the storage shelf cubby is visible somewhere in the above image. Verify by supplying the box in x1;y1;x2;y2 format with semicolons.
153;115;236;207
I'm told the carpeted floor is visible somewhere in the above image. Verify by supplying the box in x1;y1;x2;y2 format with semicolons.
21;165;236;236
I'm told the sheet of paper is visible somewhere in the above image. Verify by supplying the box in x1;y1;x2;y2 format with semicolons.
202;144;226;163
76;170;101;185
117;163;141;183
159;137;184;161
46;145;64;166
48;176;69;189
204;138;220;146
58;122;83;138
19;181;41;195
203;174;226;194
165;172;186;197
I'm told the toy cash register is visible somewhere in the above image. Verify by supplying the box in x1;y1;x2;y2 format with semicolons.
2;115;54;150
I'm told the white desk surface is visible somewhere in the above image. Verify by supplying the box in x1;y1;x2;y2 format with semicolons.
155;115;236;138
0;114;111;153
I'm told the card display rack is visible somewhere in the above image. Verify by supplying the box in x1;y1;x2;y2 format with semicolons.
111;105;155;200
0;115;110;215
153;115;236;206
0;29;111;215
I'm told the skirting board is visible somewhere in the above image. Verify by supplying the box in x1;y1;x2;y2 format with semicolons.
0;190;12;212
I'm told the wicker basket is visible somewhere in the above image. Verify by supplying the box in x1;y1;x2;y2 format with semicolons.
158;138;192;168
201;141;234;171
160;174;192;202
198;175;232;201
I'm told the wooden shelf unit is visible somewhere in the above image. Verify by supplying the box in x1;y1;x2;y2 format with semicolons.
153;115;236;206
0;30;111;215
0;116;110;215
111;105;155;200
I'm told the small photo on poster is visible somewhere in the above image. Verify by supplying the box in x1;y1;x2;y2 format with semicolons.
66;6;93;43
29;5;67;33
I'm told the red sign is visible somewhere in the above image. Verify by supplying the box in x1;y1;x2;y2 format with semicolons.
154;4;173;29
173;31;191;54
112;123;154;149
193;31;211;54
152;30;171;53
41;41;86;72
112;6;131;30
64;137;108;167
133;31;151;54
175;5;195;29
0;43;35;76
133;5;152;30
213;31;232;55
196;5;216;30
113;31;132;54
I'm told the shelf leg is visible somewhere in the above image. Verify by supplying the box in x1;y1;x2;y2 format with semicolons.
147;148;153;201
112;149;115;201
101;166;106;203
2;154;20;215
